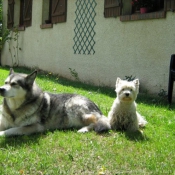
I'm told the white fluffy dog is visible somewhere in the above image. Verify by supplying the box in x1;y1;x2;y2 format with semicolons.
108;78;147;132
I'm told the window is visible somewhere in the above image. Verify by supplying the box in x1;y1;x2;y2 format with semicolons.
19;0;33;28
41;0;67;29
42;0;52;25
7;0;15;29
164;0;175;11
104;0;175;21
104;0;121;18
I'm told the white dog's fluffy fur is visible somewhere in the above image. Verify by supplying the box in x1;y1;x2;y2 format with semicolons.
108;78;147;132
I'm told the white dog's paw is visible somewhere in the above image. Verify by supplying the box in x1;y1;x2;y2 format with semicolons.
0;131;5;136
138;117;148;127
77;127;89;133
137;112;148;127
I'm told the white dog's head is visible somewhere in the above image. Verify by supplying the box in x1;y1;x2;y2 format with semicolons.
115;77;139;103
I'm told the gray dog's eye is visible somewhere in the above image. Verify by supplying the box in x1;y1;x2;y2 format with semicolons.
130;89;132;91
11;82;17;86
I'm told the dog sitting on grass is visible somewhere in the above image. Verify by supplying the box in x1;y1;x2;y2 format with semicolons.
108;77;147;132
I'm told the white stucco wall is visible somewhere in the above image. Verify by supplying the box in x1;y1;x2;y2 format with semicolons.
1;0;175;94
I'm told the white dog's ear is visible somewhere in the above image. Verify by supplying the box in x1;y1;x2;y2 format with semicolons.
9;68;14;75
133;79;139;86
116;77;121;85
26;70;37;85
115;77;122;89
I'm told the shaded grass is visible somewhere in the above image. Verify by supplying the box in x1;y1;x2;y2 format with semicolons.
0;66;175;175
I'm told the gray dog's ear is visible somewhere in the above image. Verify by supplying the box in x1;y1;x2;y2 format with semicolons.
9;68;15;75
25;70;37;86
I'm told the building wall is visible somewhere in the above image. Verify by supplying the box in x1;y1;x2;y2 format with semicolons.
1;0;175;94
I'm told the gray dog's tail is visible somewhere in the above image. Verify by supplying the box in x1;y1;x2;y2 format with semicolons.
94;115;111;132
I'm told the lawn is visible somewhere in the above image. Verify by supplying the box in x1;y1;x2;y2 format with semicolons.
0;67;175;175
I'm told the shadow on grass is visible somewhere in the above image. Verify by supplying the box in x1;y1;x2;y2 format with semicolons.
97;129;149;142
0;133;46;148
1;66;174;109
0;66;116;98
124;130;149;142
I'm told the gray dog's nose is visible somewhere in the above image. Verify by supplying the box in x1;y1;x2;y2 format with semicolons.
0;88;5;95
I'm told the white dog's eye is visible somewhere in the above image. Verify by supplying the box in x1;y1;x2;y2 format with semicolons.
130;89;132;91
5;82;9;85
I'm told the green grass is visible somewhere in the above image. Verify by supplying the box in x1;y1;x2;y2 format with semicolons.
0;67;175;175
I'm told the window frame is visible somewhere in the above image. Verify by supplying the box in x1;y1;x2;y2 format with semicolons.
104;0;175;22
19;0;33;30
7;0;15;29
40;0;67;29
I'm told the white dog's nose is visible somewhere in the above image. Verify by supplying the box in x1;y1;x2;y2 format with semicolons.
125;93;129;97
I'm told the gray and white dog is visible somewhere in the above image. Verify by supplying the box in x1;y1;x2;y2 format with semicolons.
0;69;110;136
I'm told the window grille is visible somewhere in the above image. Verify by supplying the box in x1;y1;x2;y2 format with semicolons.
73;0;97;55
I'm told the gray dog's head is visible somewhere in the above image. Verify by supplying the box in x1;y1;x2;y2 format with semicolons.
0;68;37;98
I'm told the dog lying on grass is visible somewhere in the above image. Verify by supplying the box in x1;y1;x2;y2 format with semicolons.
0;69;110;136
108;77;147;132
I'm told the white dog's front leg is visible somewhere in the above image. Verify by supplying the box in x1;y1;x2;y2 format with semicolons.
0;124;44;137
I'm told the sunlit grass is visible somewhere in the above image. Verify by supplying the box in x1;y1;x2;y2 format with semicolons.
0;66;175;175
